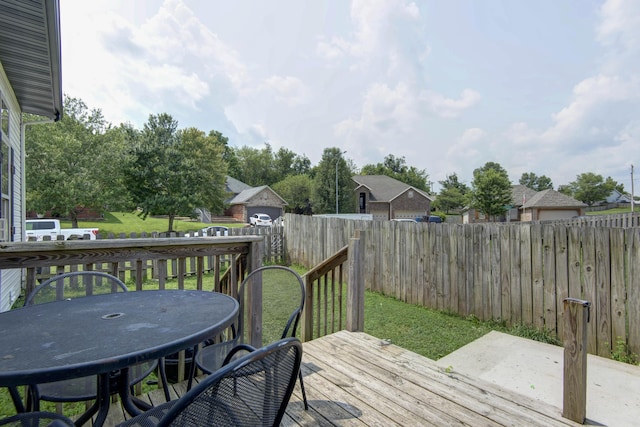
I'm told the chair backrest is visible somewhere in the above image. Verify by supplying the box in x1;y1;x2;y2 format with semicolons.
159;337;303;427
236;265;305;348
25;271;128;306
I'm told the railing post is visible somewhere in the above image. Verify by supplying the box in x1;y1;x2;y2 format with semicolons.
301;274;314;342
563;297;590;424
347;230;365;332
247;237;264;348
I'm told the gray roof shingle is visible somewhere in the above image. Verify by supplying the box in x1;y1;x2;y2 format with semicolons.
352;175;432;202
522;189;587;208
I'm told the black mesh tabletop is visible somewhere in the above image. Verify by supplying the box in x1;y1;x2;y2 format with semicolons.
0;290;238;387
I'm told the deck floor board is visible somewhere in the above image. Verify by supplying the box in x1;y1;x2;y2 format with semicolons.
97;331;581;426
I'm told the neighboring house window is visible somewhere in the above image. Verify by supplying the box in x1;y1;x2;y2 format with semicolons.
0;96;10;242
408;190;414;198
359;193;366;211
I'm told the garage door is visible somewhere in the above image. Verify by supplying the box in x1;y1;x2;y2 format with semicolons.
247;207;282;222
371;212;388;221
394;211;423;220
538;210;578;221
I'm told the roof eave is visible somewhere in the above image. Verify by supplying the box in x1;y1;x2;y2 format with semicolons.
45;0;63;121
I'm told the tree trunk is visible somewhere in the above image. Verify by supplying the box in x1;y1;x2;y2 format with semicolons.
70;209;79;228
168;214;175;233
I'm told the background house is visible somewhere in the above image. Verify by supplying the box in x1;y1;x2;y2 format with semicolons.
0;0;63;311
352;175;432;221
506;185;538;222
605;189;633;205
224;177;287;223
464;185;585;223
520;189;586;221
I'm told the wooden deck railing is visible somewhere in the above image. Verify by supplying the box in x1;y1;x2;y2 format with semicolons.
0;236;264;300
300;230;365;342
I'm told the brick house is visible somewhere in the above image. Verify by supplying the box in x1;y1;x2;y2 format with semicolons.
224;177;287;223
352;175;432;221
520;189;586;221
463;186;586;223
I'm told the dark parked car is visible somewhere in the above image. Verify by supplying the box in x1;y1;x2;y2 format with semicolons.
416;215;443;223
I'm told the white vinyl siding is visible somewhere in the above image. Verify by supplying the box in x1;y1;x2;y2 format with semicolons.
0;63;25;312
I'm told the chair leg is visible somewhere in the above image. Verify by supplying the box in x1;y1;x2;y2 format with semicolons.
186;345;198;392
157;357;171;402
8;386;25;413
298;370;309;410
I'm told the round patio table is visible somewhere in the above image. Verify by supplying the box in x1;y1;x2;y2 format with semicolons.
0;290;238;426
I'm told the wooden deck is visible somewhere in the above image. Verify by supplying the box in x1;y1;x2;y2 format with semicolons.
103;331;581;426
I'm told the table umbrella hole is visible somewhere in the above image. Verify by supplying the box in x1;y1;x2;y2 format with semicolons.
102;312;125;319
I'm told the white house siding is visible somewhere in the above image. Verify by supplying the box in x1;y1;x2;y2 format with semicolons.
0;63;25;312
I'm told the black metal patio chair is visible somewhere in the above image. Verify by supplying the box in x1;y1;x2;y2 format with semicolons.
193;264;309;409
118;337;303;427
23;271;170;415
0;411;75;427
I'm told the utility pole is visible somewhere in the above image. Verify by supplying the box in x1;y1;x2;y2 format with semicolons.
336;150;346;214
632;164;635;213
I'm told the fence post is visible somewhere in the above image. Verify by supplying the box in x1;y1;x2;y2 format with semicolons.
563;297;591;424
347;230;365;332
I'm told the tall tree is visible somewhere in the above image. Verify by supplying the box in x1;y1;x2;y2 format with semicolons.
569;173;617;206
470;162;512;221
360;154;429;192
125;114;227;231
312;148;354;214
25;96;131;227
272;174;314;214
434;173;469;213
439;173;469;194
233;144;278;186
519;172;553;191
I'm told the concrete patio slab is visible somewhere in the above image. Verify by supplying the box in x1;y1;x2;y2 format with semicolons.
436;331;640;426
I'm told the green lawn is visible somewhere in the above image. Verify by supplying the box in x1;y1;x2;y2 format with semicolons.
57;211;244;236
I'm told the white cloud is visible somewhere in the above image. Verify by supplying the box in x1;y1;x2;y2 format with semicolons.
597;0;640;52
260;76;310;107
335;82;418;138
422;89;481;119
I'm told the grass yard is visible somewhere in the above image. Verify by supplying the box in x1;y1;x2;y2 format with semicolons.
57;211;244;236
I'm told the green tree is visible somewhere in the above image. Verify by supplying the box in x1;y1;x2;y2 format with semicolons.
272;174;314;214
434;187;466;214
125;114;227;231
292;154;311;175
439;173;469;194
233;144;278;186
569;173;617;206
557;184;573;196
360;154;429;192
470;162;512;221
433;173;469;213
208;130;238;180
519;172;553;191
25;96;131;227
312;148;354;214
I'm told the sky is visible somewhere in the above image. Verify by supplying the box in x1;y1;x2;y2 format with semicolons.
60;0;640;192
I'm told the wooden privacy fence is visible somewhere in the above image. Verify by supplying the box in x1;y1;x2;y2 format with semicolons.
284;213;640;358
